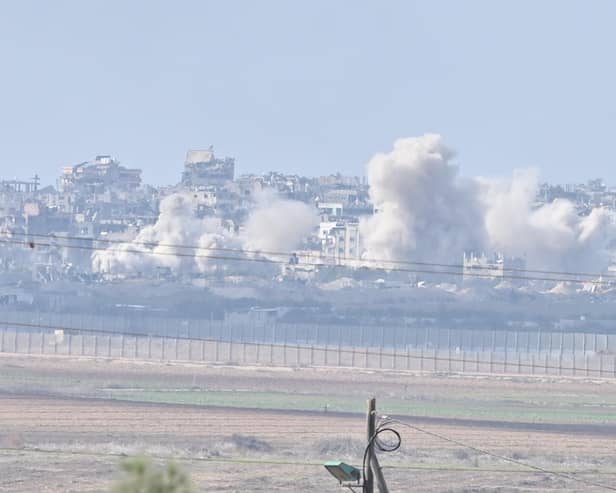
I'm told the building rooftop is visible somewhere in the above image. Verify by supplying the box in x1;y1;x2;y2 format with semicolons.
185;149;215;164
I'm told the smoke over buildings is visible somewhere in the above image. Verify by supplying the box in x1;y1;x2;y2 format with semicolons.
92;190;319;276
360;134;487;263
89;135;616;277
242;191;319;254
481;170;616;270
91;193;236;275
360;134;616;271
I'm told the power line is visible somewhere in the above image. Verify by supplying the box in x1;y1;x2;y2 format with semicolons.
2;237;614;285
7;230;616;280
387;417;616;491
0;319;614;376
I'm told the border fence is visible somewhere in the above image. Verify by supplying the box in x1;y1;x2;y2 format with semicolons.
1;317;616;377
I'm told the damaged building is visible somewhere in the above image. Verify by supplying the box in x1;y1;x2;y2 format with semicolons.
181;148;235;187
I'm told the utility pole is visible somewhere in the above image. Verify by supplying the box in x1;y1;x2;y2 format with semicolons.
371;453;389;493
324;397;391;492
365;398;376;493
366;397;390;493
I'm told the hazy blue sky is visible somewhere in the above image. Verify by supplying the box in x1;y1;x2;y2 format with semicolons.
1;1;615;186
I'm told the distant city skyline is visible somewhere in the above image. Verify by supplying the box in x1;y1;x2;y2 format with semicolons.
18;151;616;190
2;1;616;186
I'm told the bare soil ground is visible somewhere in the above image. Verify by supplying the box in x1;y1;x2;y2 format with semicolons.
1;354;616;492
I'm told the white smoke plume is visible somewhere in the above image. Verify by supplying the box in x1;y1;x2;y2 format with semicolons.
360;134;488;263
361;134;616;272
92;191;318;276
92;193;236;275
480;170;615;270
242;190;319;254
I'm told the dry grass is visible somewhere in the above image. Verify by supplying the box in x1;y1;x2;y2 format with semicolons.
1;354;616;491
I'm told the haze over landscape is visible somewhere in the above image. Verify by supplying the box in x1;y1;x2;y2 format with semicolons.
3;2;616;493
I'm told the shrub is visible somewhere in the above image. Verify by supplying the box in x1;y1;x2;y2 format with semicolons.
112;457;196;493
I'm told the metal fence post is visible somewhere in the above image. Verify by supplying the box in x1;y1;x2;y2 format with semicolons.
531;354;535;375
283;325;287;366
269;338;274;365
337;325;342;366
559;332;563;376
243;335;247;364
323;326;328;365
379;328;384;369
558;353;562;376
517;352;521;374
392;346;397;370
504;331;508;373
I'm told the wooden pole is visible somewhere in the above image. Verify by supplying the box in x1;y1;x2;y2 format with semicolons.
366;397;389;493
371;454;390;493
365;397;376;493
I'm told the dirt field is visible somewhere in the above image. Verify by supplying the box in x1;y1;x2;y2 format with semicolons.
2;354;616;492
